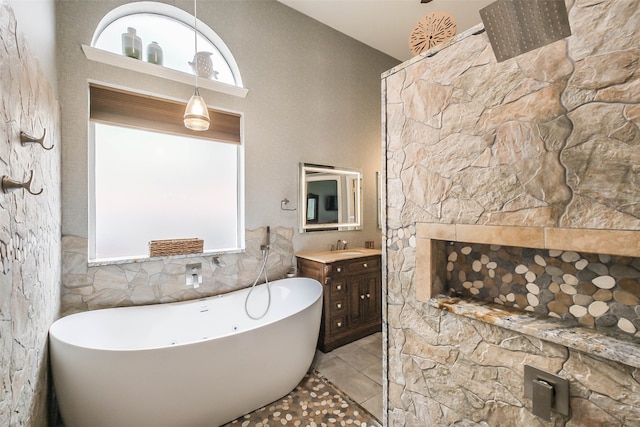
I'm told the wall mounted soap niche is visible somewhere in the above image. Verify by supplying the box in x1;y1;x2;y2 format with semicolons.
416;223;640;338
446;242;640;336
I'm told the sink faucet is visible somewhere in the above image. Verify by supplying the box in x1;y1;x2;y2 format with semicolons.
336;239;348;250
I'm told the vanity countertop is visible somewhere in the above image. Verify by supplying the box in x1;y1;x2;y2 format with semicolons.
296;248;382;263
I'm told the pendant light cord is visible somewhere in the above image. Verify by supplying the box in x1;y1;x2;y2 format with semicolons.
194;0;199;90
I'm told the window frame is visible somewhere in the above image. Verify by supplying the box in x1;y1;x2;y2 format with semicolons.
90;1;243;89
87;83;245;264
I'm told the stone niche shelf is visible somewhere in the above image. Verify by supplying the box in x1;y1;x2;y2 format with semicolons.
429;295;640;370
82;45;248;98
416;222;640;369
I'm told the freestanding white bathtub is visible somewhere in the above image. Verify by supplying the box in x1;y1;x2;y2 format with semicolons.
49;277;323;427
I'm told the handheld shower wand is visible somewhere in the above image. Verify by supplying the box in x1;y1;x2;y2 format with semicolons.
246;225;272;320
262;226;270;251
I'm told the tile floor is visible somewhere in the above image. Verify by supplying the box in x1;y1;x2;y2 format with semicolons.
311;332;383;422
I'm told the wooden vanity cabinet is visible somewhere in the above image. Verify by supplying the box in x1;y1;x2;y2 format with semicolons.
297;255;381;352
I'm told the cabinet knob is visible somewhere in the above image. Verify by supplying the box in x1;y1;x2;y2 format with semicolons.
336;303;342;309
336;284;342;290
366;293;371;299
336;267;342;273
336;321;342;328
360;294;365;300
363;263;368;268
324;278;329;285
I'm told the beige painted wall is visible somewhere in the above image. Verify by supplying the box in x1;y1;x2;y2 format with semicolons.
8;0;57;90
56;0;398;254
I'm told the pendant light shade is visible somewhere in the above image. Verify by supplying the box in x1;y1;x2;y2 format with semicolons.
184;88;210;131
184;0;210;131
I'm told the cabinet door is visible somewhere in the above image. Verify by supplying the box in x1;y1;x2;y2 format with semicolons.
348;275;365;326
363;272;381;322
348;267;382;326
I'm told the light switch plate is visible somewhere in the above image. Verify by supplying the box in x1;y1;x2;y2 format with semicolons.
524;365;570;418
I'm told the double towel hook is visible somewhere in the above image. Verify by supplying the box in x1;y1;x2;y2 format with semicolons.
21;128;53;150
1;171;43;195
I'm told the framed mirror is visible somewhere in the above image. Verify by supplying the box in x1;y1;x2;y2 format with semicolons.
299;163;363;232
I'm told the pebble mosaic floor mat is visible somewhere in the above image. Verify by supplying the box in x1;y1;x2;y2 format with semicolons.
223;371;380;427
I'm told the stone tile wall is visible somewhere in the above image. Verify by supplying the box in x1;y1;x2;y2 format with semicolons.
0;3;61;425
383;0;640;424
62;226;295;315
387;301;640;426
447;243;640;337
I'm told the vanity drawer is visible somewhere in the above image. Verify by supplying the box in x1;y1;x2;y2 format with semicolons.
346;257;380;274
326;262;346;276
329;296;347;315
329;278;347;296
329;315;348;336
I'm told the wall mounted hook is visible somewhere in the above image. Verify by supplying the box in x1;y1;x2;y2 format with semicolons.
21;128;53;150
2;171;43;195
281;198;296;211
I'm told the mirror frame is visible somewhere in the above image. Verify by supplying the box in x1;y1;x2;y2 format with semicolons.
299;163;363;232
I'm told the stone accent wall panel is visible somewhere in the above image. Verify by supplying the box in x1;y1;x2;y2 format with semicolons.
386;1;640;232
0;2;61;425
383;0;640;424
61;226;296;315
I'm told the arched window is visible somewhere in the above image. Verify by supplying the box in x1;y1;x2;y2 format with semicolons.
87;3;246;263
91;1;243;88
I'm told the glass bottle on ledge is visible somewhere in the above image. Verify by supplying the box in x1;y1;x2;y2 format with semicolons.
122;27;142;59
147;41;163;65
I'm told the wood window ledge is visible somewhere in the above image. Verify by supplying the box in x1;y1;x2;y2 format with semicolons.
82;45;248;98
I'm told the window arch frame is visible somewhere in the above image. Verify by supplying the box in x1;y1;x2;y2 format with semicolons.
91;1;244;88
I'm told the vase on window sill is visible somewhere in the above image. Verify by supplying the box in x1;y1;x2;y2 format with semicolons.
122;27;142;60
147;41;163;65
189;52;219;80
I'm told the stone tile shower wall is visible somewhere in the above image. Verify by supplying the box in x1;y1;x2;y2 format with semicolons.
62;227;295;315
383;0;640;425
0;3;61;425
447;243;640;336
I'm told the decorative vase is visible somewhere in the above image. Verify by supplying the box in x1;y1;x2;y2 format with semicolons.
147;41;163;65
188;52;218;79
122;27;142;60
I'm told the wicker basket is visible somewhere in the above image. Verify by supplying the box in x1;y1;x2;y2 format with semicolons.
149;238;204;257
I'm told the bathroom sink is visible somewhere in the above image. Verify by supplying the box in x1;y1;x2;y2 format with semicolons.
296;247;381;263
335;250;365;256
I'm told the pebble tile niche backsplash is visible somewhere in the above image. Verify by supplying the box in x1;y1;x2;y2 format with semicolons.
446;243;640;337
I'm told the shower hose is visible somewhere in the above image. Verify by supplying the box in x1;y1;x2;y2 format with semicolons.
244;246;271;320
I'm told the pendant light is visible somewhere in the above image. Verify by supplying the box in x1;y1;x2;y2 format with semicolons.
184;0;210;131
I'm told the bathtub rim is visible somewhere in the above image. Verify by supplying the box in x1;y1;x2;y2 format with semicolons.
49;276;323;352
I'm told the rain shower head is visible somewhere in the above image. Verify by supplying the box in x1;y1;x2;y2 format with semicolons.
480;0;571;63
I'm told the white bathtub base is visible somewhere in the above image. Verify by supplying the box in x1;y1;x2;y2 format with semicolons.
50;278;323;427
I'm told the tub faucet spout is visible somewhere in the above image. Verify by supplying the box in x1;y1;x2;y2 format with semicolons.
186;263;202;288
191;272;199;289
